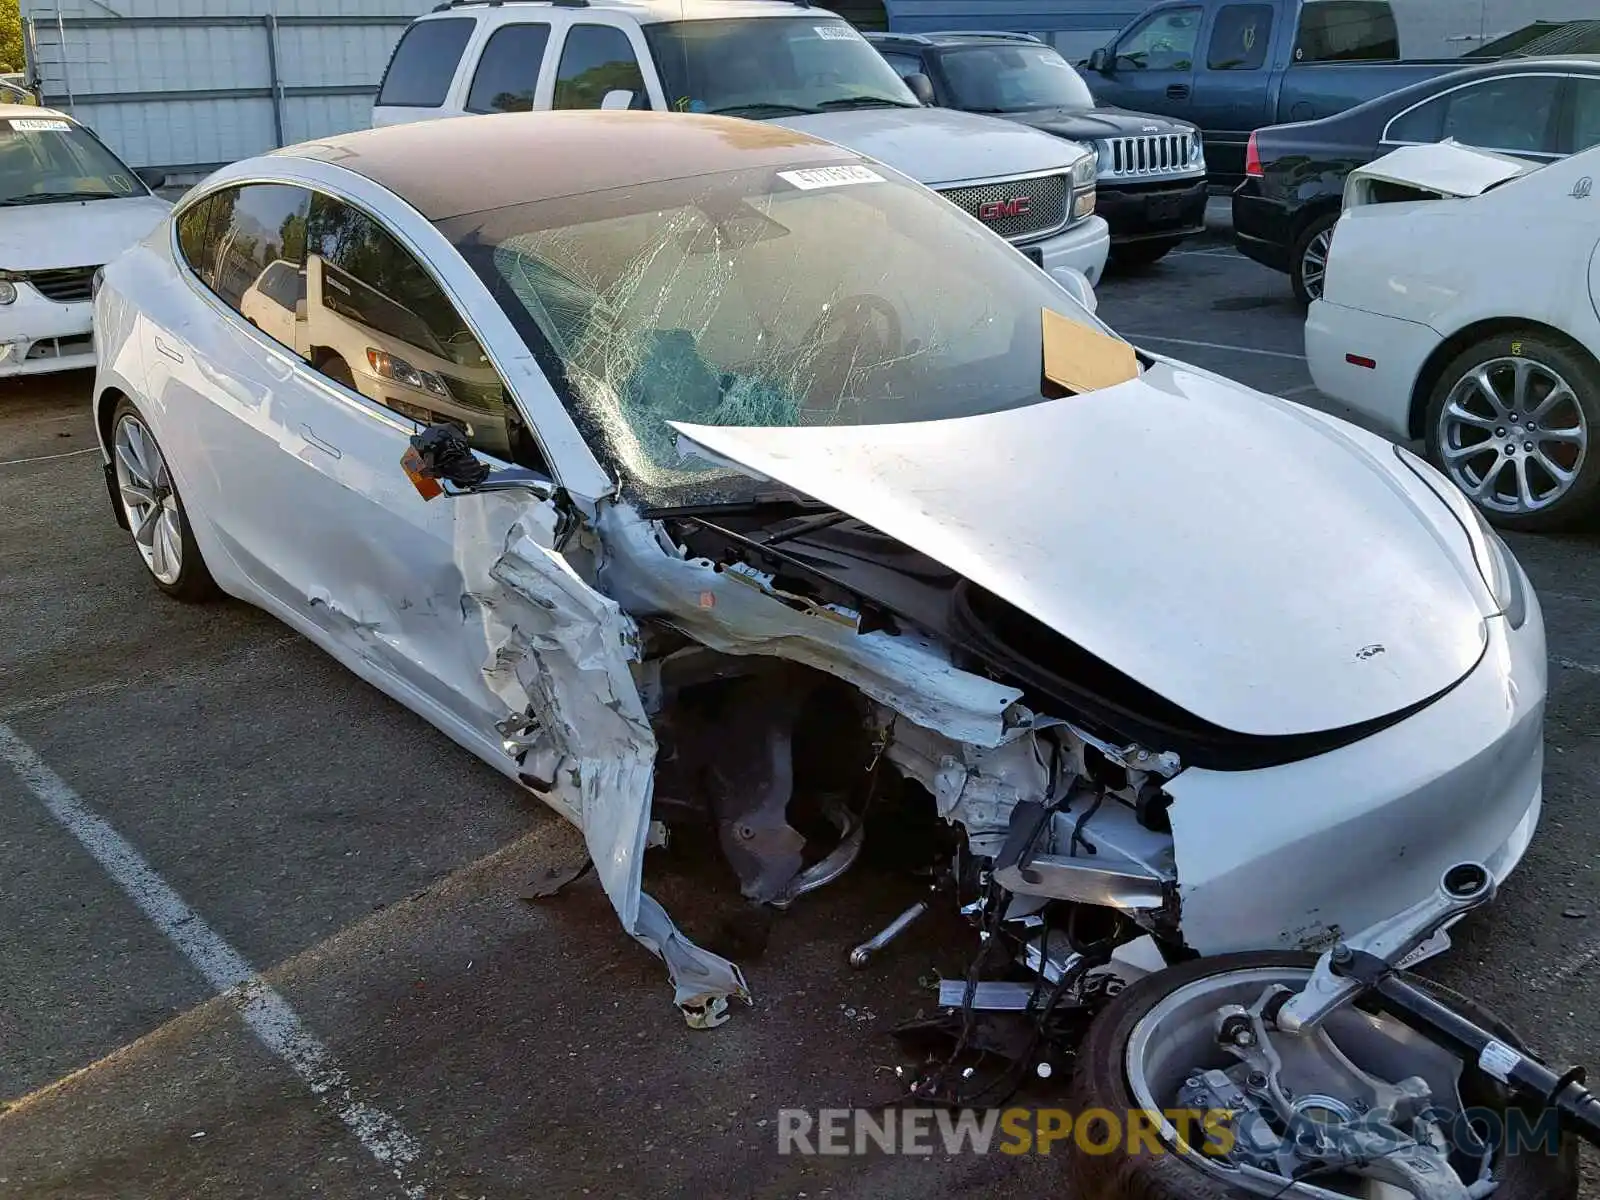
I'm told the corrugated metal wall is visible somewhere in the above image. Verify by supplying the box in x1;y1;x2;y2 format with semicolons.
22;0;433;179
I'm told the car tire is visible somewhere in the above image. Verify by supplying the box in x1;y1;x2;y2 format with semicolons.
109;397;219;603
1061;950;1581;1200
1289;211;1338;307
1424;330;1600;532
1110;238;1181;269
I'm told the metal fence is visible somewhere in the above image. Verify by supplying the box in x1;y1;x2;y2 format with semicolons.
22;2;432;181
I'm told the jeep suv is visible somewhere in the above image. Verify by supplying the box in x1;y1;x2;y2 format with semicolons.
372;0;1110;284
865;31;1208;267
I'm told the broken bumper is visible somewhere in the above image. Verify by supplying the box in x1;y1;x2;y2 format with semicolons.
1167;581;1545;956
0;289;95;377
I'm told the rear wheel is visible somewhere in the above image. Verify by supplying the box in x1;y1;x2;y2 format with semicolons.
1290;212;1338;306
110;398;219;602
1111;238;1182;269
1062;951;1580;1200
1424;330;1600;532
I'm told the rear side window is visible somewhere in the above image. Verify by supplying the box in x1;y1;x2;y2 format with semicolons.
1294;1;1398;63
175;195;222;288
377;18;475;108
467;23;552;113
1387;75;1562;154
197;184;314;356
553;24;649;109
1208;4;1274;70
1570;77;1600;154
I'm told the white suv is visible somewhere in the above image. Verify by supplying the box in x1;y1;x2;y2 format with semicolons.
372;0;1109;284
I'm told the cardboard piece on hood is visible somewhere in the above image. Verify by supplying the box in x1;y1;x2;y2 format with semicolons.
1041;308;1138;396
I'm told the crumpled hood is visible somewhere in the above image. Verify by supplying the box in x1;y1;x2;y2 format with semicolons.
998;105;1195;141
673;362;1490;739
0;194;170;272
769;107;1087;186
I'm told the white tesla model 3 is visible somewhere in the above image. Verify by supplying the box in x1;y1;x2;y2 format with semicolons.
91;112;1546;1024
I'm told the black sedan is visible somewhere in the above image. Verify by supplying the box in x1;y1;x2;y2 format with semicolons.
1234;56;1600;305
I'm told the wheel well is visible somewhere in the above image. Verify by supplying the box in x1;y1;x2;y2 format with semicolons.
1291;197;1342;245
1408;318;1594;440
95;386;125;452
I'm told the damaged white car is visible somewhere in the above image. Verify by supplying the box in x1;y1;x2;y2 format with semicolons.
92;111;1545;1032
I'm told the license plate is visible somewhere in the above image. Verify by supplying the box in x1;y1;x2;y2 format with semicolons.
1147;196;1181;221
1024;246;1044;267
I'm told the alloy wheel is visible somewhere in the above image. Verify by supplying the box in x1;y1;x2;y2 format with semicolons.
1437;355;1587;515
1299;227;1333;301
113;414;184;585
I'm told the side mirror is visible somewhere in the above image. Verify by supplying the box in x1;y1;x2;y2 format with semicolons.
294;298;307;319
1086;47;1111;73
1049;265;1098;314
904;72;936;106
402;422;555;502
136;167;168;190
600;89;636;111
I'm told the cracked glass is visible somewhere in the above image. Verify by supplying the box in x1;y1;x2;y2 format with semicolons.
441;161;1110;506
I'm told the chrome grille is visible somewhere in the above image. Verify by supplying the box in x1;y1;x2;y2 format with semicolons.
1104;134;1195;178
22;266;98;303
937;173;1068;242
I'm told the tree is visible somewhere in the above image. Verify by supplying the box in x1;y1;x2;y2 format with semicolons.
0;0;23;76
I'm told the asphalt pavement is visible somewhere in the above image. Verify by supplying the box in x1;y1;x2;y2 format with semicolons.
2;232;1598;1199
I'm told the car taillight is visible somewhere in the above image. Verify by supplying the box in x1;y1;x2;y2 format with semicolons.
1245;132;1263;178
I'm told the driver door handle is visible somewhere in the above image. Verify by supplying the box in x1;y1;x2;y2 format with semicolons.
302;425;342;459
153;334;184;363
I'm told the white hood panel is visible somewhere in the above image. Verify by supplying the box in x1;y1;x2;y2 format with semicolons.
673;365;1489;739
0;195;170;271
769;107;1087;187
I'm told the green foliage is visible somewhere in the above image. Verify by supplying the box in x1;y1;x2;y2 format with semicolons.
0;0;23;76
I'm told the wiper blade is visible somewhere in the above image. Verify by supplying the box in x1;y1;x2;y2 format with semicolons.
814;97;920;111
0;191;122;206
709;103;819;117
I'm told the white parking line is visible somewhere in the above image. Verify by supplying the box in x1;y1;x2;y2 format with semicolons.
0;447;98;468
1553;655;1600;677
0;722;430;1200
1130;333;1307;361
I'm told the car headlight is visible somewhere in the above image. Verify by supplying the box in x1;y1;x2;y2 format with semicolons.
1188;131;1205;167
1071;152;1097;187
0;278;16;305
366;348;449;397
1396;445;1527;629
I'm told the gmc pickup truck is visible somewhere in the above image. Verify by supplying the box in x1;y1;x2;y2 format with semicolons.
1078;0;1502;181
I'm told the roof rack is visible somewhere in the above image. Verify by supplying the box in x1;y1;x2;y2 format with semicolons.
861;30;932;43
431;0;586;9
940;30;1044;43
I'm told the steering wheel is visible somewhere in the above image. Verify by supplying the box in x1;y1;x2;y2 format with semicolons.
803;294;904;364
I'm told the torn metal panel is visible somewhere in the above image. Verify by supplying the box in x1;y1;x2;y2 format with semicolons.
457;499;747;1026
597;506;1024;749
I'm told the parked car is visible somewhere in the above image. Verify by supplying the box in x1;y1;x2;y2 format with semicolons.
0;104;168;377
1236;56;1600;303
94;111;1544;1039
1306;140;1600;530
1079;0;1497;182
863;30;1207;266
371;0;1109;284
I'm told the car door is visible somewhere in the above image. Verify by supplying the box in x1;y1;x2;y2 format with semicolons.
1089;3;1204;121
151;182;324;606
1188;2;1278;177
1380;72;1567;165
275;190;566;736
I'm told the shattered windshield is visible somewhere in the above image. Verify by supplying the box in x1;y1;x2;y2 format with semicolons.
644;17;920;117
441;160;1108;506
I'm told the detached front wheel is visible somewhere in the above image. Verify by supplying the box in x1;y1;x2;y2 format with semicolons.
1062;951;1579;1200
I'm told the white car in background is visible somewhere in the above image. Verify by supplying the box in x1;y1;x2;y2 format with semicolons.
1306;140;1600;531
0;104;169;376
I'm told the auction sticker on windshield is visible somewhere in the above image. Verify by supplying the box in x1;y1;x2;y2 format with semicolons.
9;119;72;132
815;24;858;39
778;165;886;191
